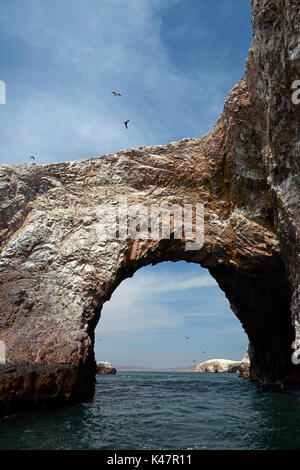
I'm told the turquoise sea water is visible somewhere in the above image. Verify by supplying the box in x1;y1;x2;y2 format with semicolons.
0;372;300;450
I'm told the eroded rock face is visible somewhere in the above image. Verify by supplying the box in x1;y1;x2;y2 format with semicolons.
237;353;251;379
96;361;117;375
0;362;94;415
196;353;251;375
0;0;299;413
196;359;241;373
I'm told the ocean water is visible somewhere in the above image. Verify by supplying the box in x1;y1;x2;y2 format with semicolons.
0;372;300;450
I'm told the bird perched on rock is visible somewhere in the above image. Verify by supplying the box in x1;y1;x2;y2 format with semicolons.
112;91;122;97
124;120;130;129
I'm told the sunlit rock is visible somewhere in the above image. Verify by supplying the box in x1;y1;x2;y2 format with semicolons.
96;361;117;374
196;359;241;373
237;353;251;379
0;0;299;414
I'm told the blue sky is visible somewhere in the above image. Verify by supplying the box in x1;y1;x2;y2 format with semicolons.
0;0;252;366
0;0;252;164
96;262;249;367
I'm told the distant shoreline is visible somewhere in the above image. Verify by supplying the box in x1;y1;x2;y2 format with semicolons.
115;365;197;372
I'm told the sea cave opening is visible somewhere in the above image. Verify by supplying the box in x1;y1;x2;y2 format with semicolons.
94;261;249;374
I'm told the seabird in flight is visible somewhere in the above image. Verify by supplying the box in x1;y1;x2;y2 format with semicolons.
30;156;35;161
124;120;130;129
112;91;122;97
184;336;190;340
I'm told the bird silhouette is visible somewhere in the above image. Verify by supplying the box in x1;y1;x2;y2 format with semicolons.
124;120;130;129
184;336;190;340
30;156;35;161
112;91;122;97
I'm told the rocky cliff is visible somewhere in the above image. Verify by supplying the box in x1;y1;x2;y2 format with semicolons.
237;353;251;379
96;361;116;374
196;359;241;373
0;0;299;413
196;353;251;375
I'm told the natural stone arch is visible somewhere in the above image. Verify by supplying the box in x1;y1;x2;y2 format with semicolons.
96;241;293;383
0;0;299;413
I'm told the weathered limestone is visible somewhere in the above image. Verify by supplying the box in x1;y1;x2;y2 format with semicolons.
96;361;117;374
0;0;299;413
196;359;241;373
237;353;251;379
196;352;251;375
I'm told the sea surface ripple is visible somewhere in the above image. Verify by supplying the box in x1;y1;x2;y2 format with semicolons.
0;372;300;450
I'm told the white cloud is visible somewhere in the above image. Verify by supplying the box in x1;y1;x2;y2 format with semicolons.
114;271;217;296
97;268;225;335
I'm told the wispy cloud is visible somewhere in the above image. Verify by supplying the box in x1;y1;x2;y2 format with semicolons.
113;271;218;296
97;266;231;334
0;0;251;164
95;262;248;366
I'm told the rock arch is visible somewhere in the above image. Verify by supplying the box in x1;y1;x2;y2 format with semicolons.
0;0;299;413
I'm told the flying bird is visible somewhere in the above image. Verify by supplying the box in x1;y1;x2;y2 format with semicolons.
112;91;122;97
30;156;35;161
184;336;190;340
124;120;130;129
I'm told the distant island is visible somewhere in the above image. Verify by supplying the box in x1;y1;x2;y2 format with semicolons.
114;353;250;377
96;361;117;374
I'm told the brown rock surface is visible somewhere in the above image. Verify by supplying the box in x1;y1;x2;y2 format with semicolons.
96;361;117;374
0;362;94;415
0;0;299;413
237;353;251;379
